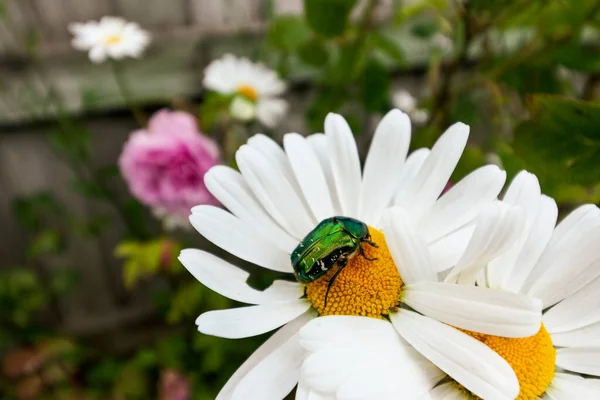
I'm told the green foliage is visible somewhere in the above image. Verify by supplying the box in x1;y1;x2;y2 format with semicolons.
513;95;600;186
304;0;358;38
360;59;391;112
0;269;46;327
116;238;181;288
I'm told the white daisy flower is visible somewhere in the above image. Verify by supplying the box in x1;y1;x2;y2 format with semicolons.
430;171;600;399
203;54;288;128
69;16;151;63
179;109;542;399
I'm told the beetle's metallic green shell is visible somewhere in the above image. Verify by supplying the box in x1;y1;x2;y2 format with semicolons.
291;216;370;283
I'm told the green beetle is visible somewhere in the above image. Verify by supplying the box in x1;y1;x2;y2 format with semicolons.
291;216;378;306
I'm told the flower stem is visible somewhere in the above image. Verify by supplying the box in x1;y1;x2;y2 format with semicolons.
109;60;148;127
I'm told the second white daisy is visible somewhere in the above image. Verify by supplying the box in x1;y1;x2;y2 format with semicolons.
203;54;288;128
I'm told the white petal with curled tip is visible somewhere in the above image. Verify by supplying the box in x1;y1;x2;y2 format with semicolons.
390;310;519;400
402;282;542;337
429;383;467;399
446;202;525;285
555;347;600;376
284;133;335;221
217;311;314;400
383;207;437;284
306;133;343;215
420;165;506;243
204;166;298;252
325;113;362;218
190;205;292;273
396;122;469;219
299;316;442;399
525;207;600;307
395;148;430;202
196;300;311;339
360;109;411;226
543;275;600;334
236;145;315;238
179;249;301;304
545;373;600;399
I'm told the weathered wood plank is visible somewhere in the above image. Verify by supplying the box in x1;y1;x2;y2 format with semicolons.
114;0;187;28
190;0;265;32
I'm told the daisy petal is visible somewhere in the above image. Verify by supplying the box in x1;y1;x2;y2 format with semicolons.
190;205;292;273
429;382;466;399
306;134;343;215
395;148;430;201
396;122;469;219
546;373;600;399
299;316;441;398
390;309;519;400
204;166;298;252
402;281;542;337
501;195;558;293
420;165;506;243
197;300;311;339
501;171;541;220
256;98;288;128
428;225;476;272
555;347;600;376
383;207;437;284
179;249;302;304
284;133;335;221
217;312;314;400
236;145;315;238
325;113;362;218
550;320;600;348
525;205;600;307
360;109;411;226
446;202;525;285
543;275;600;334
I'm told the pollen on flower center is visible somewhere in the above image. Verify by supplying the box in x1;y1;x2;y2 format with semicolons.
462;325;556;400
236;84;259;102
305;228;402;318
105;34;122;45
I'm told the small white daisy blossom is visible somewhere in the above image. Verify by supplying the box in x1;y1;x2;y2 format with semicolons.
69;16;150;63
179;109;542;399
431;171;600;399
203;54;288;128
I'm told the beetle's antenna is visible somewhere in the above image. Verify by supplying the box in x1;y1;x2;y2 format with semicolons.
324;263;346;311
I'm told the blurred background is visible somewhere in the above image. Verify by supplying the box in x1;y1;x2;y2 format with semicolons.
0;0;599;398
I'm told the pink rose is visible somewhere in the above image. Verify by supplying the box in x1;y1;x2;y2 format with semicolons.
119;109;220;228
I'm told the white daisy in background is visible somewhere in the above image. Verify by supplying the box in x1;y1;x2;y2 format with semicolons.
203;54;289;128
429;171;600;399
69;16;150;63
179;109;543;399
392;89;429;125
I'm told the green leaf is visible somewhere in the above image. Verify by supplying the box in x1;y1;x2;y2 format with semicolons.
267;15;311;52
369;32;405;63
360;59;391;112
50;267;79;296
304;0;358;38
298;37;330;67
27;229;62;258
513;95;600;186
69;179;105;199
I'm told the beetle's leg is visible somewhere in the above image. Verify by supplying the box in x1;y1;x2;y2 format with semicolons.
359;244;378;261
363;238;379;248
323;257;348;310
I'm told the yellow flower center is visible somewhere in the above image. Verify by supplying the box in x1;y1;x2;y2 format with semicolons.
305;228;403;317
236;84;259;102
104;34;122;45
462;325;556;400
